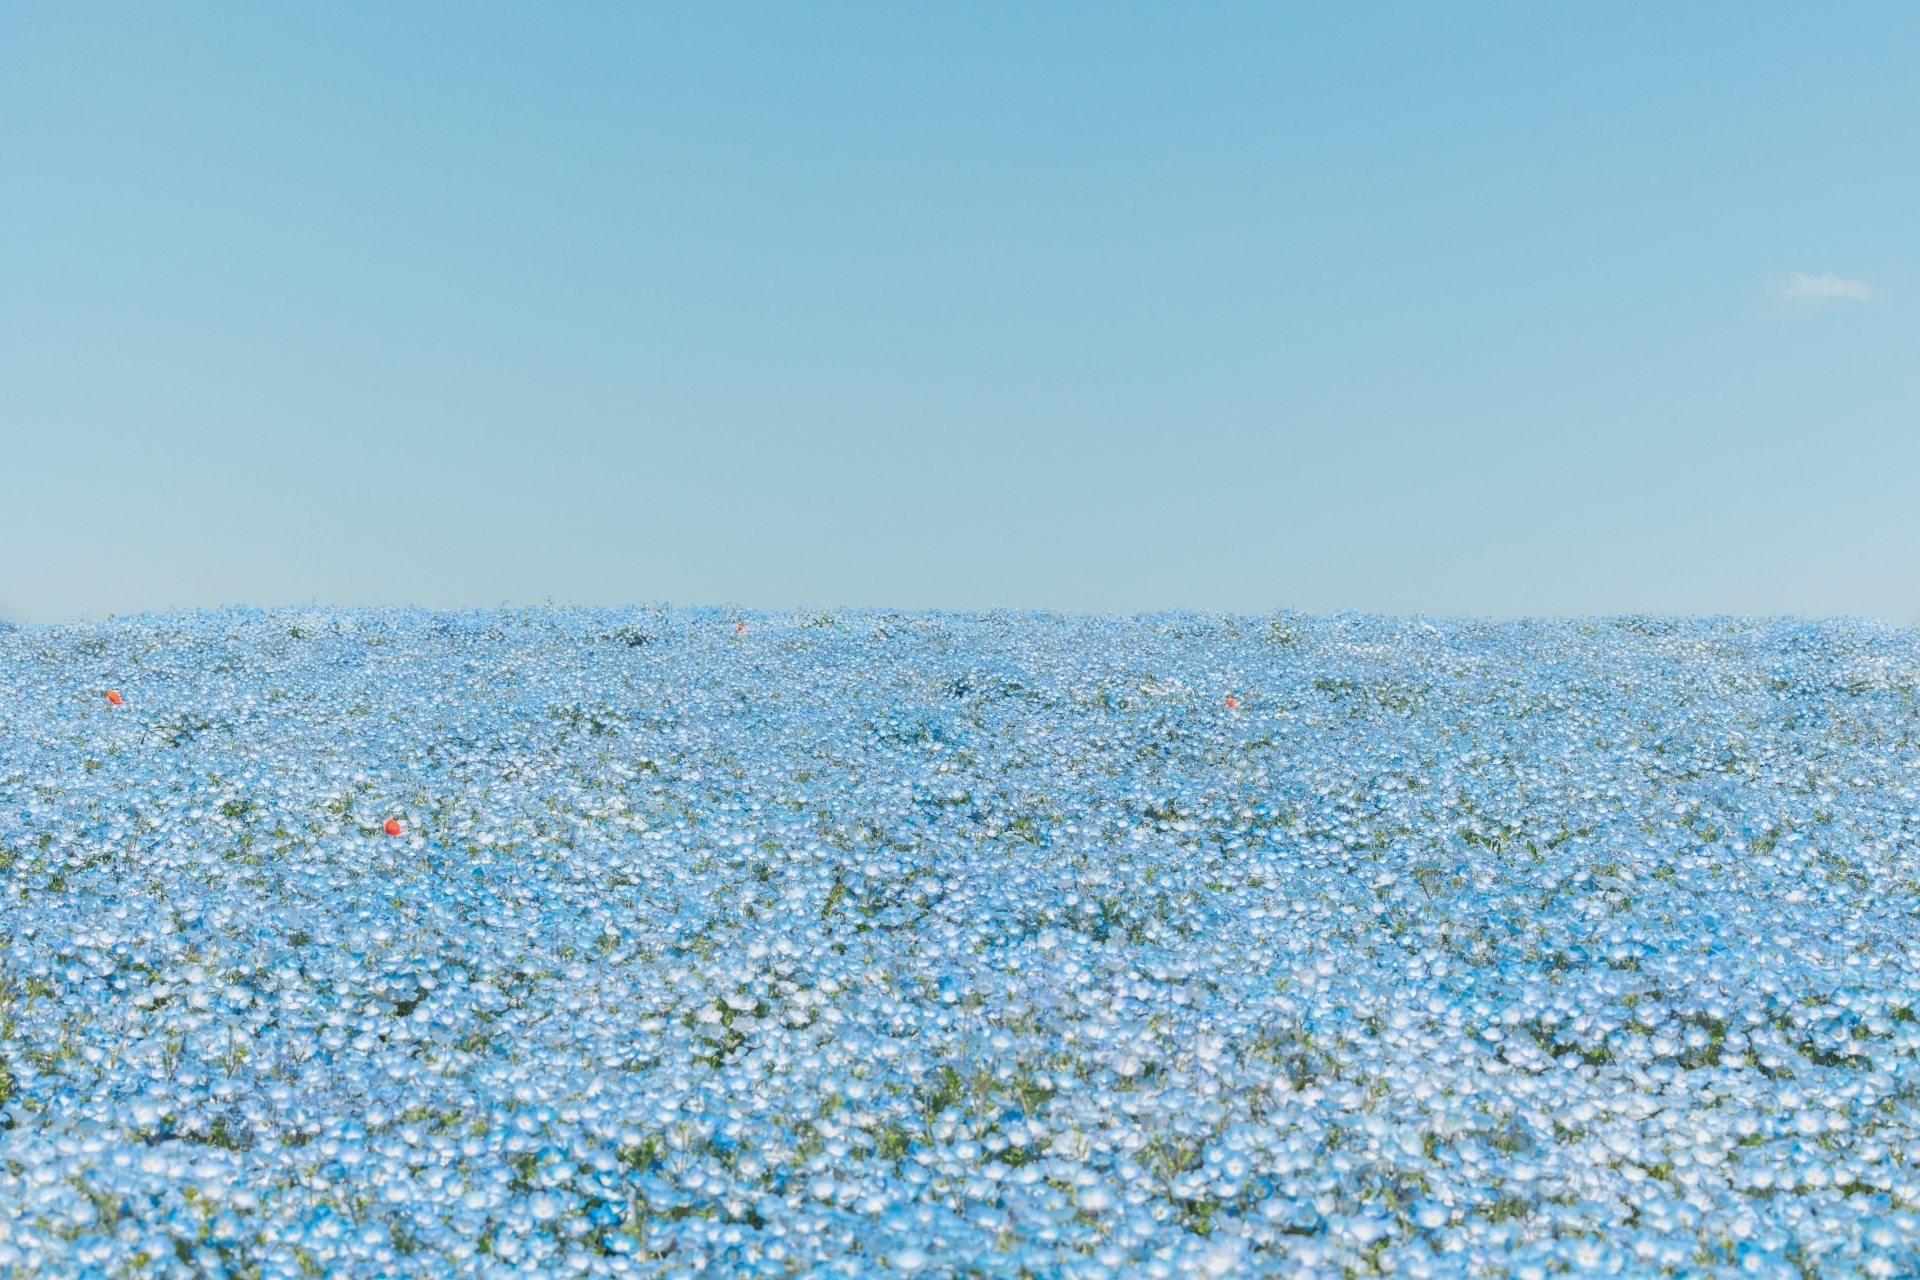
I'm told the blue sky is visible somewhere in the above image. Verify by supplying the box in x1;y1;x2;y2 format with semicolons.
4;4;1916;623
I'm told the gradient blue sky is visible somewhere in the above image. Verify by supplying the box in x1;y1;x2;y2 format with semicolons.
4;5;1916;624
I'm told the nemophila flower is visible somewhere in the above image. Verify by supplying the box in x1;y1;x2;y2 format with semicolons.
3;608;1920;1277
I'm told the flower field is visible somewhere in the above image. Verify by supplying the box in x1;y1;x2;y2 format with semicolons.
4;608;1920;1278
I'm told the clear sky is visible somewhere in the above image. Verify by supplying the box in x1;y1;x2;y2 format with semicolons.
4;5;1916;624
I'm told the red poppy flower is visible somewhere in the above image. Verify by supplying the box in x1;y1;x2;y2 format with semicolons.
384;818;404;837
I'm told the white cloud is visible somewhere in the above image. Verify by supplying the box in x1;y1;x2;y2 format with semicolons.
1772;272;1887;313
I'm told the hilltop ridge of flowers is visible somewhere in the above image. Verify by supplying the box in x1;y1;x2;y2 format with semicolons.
3;608;1920;1278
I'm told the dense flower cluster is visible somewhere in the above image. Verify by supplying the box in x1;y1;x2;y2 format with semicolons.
3;608;1920;1279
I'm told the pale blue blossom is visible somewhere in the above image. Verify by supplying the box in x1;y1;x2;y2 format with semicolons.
2;608;1918;1276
